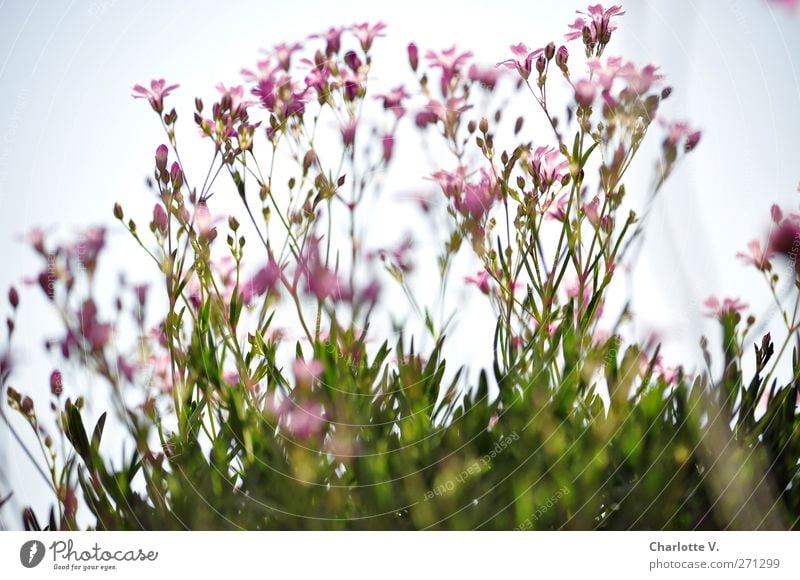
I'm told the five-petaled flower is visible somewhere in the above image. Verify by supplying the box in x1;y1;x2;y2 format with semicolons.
425;46;474;95
132;79;179;113
565;4;626;56
497;43;543;80
736;239;773;271
352;22;387;51
704;295;748;319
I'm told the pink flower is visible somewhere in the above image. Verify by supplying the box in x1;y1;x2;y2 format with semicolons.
704;295;748;318
768;218;800;260
465;270;491;294
425;46;473;94
619;63;664;95
340;117;358;147
292;358;324;389
312;26;345;54
273;42;302;70
374;86;410;118
77;299;112;352
415;97;472;136
132;79;179;113
352;21;386;51
663;121;702;152
769;0;800;10
574;78;596;108
152;204;168;235
456;168;497;219
288;401;326;439
736;239;773;271
545;194;570;221
565;4;626;50
468;64;502;89
215;83;253;115
581;196;601;226
367;237;413;272
241;256;282;305
73;227;106;272
530;145;569;191
430;166;468;198
497;43;543;80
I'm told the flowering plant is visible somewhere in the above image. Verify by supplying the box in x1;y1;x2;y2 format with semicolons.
2;4;798;531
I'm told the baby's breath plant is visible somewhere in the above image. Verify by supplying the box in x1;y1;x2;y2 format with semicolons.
2;5;798;531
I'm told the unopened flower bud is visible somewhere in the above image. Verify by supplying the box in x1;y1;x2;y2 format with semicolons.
8;287;19;309
535;55;546;75
228;216;240;231
545;42;556;61
556;46;569;72
407;43;419;72
50;370;63;396
21;396;33;414
155;144;168;171
113;202;124;220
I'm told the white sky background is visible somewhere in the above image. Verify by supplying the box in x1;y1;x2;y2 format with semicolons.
0;0;799;528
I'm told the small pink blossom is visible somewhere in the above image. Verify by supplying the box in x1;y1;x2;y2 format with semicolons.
467;64;502;89
340;117;358;147
132;79;179;113
497;43;543;80
465;270;491;294
574;78;596;108
272;42;302;71
241;257;282;305
704;295;748;318
287;401;326;439
425;46;473;94
456;168;497;219
415;97;472;136
581;196;601;226
292;358;324;389
430;166;468;198
352;21;386;51
663;120;702;152
736;239;773;271
565;4;626;50
152;204;168;235
530;145;570;191
374;86;410;118
312;26;345;54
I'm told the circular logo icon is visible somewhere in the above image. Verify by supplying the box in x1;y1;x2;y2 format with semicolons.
19;540;45;568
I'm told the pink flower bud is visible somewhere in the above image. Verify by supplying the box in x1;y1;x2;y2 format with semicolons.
50;370;63;396
155;144;168;171
170;162;183;188
152;203;168;234
407;43;419;72
685;130;701;152
8;287;19;309
381;134;394;162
